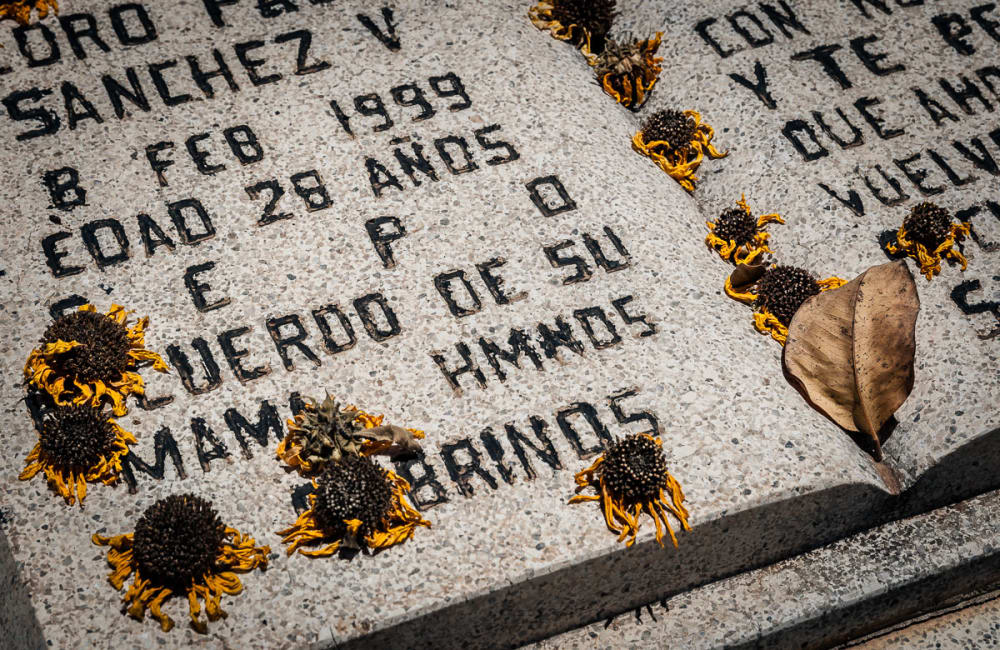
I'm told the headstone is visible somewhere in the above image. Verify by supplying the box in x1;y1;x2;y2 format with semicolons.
0;0;996;648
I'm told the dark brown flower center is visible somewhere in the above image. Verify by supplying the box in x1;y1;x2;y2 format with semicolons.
550;0;616;50
41;310;131;383
903;201;953;250
641;109;697;154
40;405;117;469
754;265;820;326
601;434;668;501
714;207;758;246
314;455;393;538
133;494;225;587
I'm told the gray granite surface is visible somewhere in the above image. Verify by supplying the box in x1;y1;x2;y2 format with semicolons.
533;487;1000;649
0;1;996;648
855;593;1000;649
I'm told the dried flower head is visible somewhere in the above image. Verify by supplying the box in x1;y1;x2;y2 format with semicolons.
706;195;784;264
754;266;820;326
887;202;970;280
93;494;269;633
133;495;226;588
24;304;169;416
279;456;430;557
0;0;57;25
726;264;847;345
277;393;423;475
593;33;663;109
632;109;727;192
19;404;135;505
569;433;689;548
528;0;616;57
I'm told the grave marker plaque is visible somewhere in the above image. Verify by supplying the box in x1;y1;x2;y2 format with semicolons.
0;0;997;648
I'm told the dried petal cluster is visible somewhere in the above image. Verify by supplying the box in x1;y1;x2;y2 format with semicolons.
713;207;758;248
641;109;697;155
753;265;821;327
133;494;226;587
0;0;58;25
94;494;269;632
42;310;132;384
39;405;117;470
549;0;616;50
278;394;423;474
886;201;971;280
633;109;727;192
314;455;394;539
593;33;662;109
24;304;169;416
569;433;689;548
600;434;668;501
903;202;953;250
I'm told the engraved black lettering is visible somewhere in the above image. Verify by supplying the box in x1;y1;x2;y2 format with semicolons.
137;213;176;255
102;67;150;119
224;400;282;459
353;293;401;341
184;261;231;312
41;232;84;277
729;60;777;109
612;295;657;337
392;452;450;510
526;175;576;217
148;59;194;106
357;7;400;51
537;316;584;359
59;13;111;59
121;427;186;492
365;216;406;269
168;197;216;243
81;218;130;268
218;326;271;382
434;269;483;317
557;402;613;458
167;338;223;395
191;417;230;471
431;342;487;391
43;167;86;211
441;438;498;496
479;329;543;381
267;314;321;370
110;3;157;45
275;29;331;75
187;49;239;98
312;304;357;354
3;88;60;140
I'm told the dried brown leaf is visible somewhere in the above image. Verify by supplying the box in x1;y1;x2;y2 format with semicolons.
782;261;919;459
729;262;766;293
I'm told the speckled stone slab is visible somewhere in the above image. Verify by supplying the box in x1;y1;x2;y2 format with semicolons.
0;1;996;649
620;0;1000;503
532;487;1000;650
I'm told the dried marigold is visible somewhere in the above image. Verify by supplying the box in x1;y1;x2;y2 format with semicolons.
24;304;169;416
0;0;57;25
886;201;971;280
726;264;846;345
593;33;663;110
706;194;784;264
528;0;616;58
277;393;423;475
632;109;727;192
19;404;135;505
569;433;690;548
278;455;430;557
93;494;269;633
